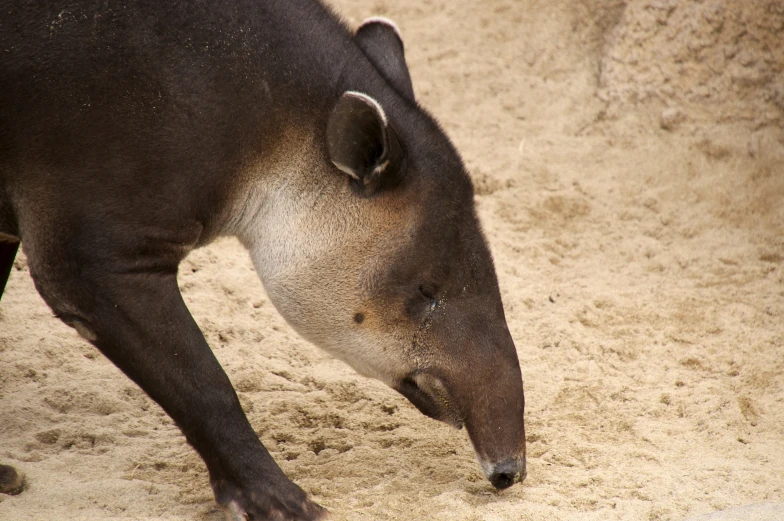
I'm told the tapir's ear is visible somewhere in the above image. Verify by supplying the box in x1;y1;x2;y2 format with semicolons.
327;91;407;196
354;17;415;102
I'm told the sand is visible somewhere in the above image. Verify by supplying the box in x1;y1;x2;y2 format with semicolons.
1;1;782;520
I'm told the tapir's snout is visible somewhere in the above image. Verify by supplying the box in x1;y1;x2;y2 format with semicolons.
391;304;527;490
487;456;527;490
466;367;526;490
441;312;527;491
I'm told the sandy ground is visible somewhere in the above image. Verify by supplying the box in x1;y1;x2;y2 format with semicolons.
1;1;783;520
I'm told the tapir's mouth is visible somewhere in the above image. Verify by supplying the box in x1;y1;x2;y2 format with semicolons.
393;374;463;429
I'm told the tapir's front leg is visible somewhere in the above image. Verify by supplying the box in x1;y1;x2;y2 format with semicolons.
0;240;19;302
29;260;326;521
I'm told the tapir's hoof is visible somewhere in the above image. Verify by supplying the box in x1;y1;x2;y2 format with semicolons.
222;499;328;521
223;500;327;521
216;479;328;521
0;465;25;495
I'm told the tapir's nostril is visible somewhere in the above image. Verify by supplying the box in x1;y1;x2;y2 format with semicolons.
490;471;515;490
488;458;526;490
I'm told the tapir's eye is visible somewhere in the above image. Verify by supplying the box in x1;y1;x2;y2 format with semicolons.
405;285;438;318
419;285;437;312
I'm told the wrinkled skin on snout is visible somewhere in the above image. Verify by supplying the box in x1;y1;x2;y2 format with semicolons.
243;90;526;489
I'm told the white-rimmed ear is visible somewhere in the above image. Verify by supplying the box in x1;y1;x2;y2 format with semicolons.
326;91;407;196
359;16;404;42
354;17;415;102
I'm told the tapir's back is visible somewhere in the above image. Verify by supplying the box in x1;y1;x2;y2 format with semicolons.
0;0;363;240
0;0;350;125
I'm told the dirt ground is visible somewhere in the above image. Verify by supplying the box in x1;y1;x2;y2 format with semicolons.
1;1;783;520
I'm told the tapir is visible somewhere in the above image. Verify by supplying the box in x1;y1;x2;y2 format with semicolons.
0;1;526;519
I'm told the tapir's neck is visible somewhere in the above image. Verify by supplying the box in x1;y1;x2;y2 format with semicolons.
223;126;318;244
217;121;412;385
221;125;351;293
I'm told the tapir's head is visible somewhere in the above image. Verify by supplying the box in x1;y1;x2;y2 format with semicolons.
240;18;525;489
